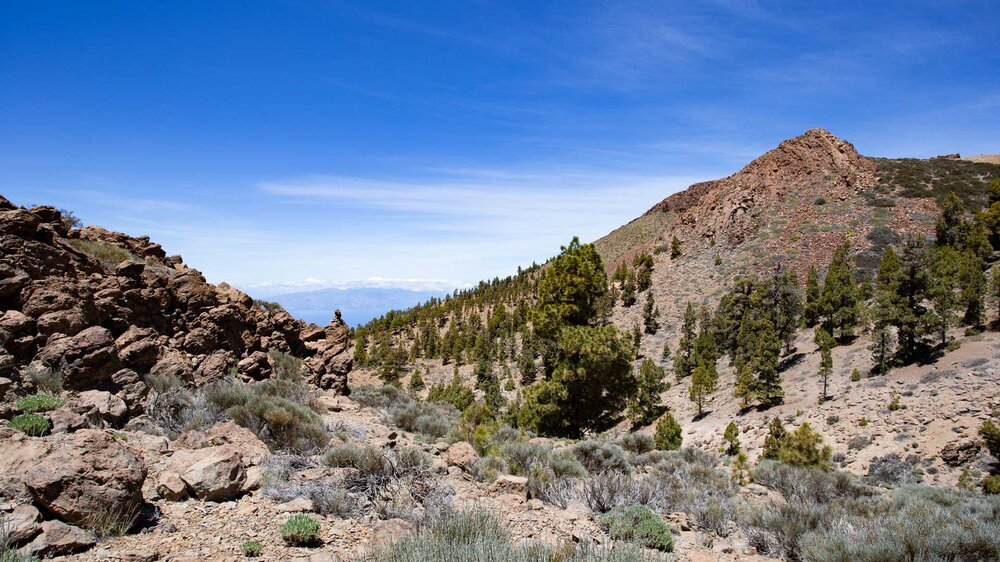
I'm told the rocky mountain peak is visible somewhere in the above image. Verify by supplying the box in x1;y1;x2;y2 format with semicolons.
644;129;879;245
735;128;878;193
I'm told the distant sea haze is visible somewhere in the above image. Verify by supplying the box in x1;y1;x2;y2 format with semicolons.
246;287;447;327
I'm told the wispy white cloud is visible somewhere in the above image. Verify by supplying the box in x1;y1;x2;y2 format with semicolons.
243;276;469;296
257;168;699;239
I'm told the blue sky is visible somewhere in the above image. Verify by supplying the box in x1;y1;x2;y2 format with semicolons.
2;0;998;293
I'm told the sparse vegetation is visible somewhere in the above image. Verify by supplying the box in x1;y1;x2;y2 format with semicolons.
67;238;134;268
360;510;650;562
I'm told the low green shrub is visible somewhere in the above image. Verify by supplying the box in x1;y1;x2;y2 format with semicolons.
600;505;674;552
15;394;61;413
866;453;922;487
10;414;50;436
279;514;321;546
500;442;552;476
241;540;263;557
752;461;872;504
472;455;507;483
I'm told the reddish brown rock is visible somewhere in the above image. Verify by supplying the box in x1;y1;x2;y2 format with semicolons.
21;429;146;527
26;519;96;556
30;326;122;389
174;421;270;465
160;445;247;501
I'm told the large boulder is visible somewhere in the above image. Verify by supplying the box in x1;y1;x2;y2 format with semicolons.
25;520;96;556
74;389;128;424
443;442;479;471
173;421;270;465
21;429;146;527
115;326;160;370
0;428;49;500
30;326;122;389
2;504;42;544
158;445;246;501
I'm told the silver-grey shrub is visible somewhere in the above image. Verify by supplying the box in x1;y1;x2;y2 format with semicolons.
571;440;630;473
360;510;656;562
797;486;1000;562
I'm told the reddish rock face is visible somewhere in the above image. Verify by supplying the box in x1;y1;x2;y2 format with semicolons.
0;199;352;403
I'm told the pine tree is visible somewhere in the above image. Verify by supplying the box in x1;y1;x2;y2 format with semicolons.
631;323;642;355
634;253;654;292
673;302;698;380
723;422;740;455
929;245;961;346
780;423;833;469
409;369;426;391
654;412;682;451
818;242;859;338
761;417;787;460
714;278;754;360
621;272;637;307
532;236;608;341
661;340;671;362
991;267;1000;322
767;269;803;354
869;325;896;375
520;239;635;437
815;327;834;403
936;191;965;249
896;236;935;359
377;346;406;385
628;359;667;426
353;332;369;366
517;338;537;385
958;251;986;326
689;363;715;417
734;292;782;407
753;314;783;406
670;235;682;259
871;247;902;374
643;292;659;334
733;363;755;409
804;266;822;327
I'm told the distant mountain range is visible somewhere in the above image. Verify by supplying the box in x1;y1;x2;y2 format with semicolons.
246;287;447;327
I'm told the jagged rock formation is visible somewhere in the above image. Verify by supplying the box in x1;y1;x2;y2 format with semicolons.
0;195;352;407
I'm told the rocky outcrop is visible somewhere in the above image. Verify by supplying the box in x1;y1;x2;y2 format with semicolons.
0;196;352;406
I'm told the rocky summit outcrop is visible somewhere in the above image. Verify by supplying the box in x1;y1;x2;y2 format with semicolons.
0;195;352;405
645;128;879;244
